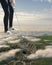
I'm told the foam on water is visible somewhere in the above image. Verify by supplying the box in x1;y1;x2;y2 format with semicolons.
0;49;22;61
27;47;52;59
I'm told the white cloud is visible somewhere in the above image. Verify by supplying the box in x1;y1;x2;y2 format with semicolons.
13;11;52;26
32;0;52;3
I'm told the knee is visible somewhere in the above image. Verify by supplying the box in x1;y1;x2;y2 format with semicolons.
12;8;14;14
11;7;14;14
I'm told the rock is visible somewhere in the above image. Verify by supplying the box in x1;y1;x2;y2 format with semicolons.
27;48;52;60
8;40;21;49
0;45;9;48
24;36;41;42
7;38;36;53
49;43;52;45
2;37;14;41
0;40;6;45
8;39;21;44
44;40;49;42
45;45;52;49
18;38;37;53
0;45;10;52
0;49;22;62
23;43;36;53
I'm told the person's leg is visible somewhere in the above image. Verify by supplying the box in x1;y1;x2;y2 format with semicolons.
0;0;9;32
8;1;14;28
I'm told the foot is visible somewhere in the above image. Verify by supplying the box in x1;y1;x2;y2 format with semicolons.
9;27;14;30
9;27;17;34
9;27;16;31
5;31;13;35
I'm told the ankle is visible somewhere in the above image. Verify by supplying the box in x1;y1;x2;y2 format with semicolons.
4;30;8;33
